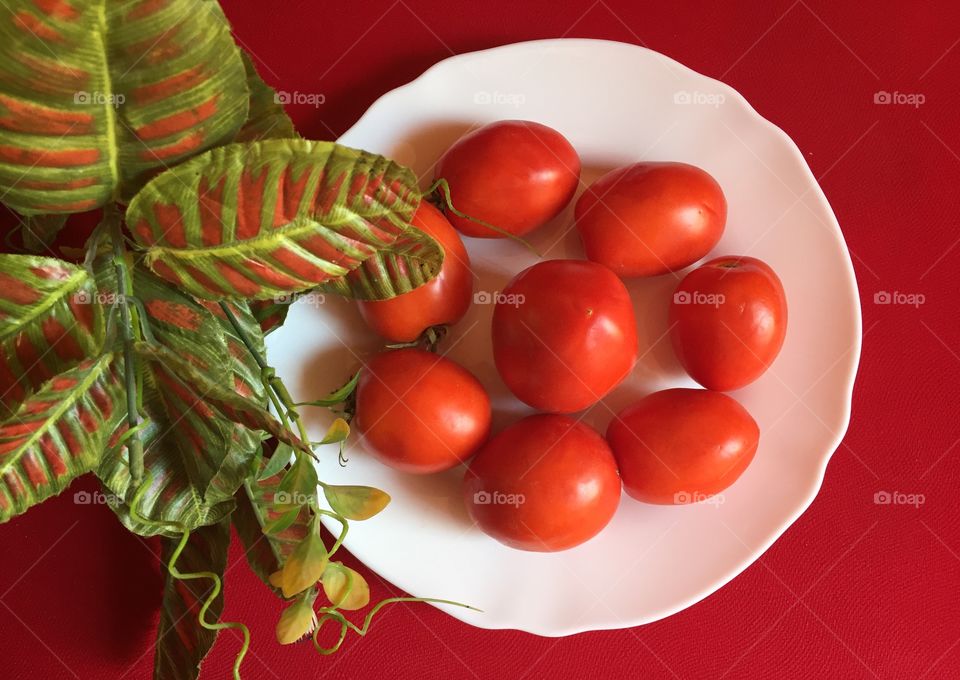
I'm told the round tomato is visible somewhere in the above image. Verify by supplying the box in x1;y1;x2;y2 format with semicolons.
463;414;621;551
492;259;637;413
669;256;787;391
354;348;491;474
607;388;759;504
357;202;473;342
575;162;726;277
435;120;580;238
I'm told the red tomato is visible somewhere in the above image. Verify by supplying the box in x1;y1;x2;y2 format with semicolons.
575;162;726;277
463;414;621;551
435;120;581;238
669;256;787;391
357;202;473;342
354;348;491;474
607;388;759;504
492;259;637;413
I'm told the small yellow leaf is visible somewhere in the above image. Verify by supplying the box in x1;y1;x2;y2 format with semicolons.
322;564;370;611
323;485;390;521
318;418;350;445
280;526;328;598
268;570;284;589
276;594;318;645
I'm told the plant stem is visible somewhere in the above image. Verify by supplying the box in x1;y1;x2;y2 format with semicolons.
110;211;144;487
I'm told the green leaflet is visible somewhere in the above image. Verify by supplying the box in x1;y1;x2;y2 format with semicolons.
0;255;104;420
234;53;299;143
153;519;231;680
0;0;250;213
126;139;443;301
0;355;124;522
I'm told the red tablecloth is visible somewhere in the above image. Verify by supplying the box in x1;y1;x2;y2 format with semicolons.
1;1;958;678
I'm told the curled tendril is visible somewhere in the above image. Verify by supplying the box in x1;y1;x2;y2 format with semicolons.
314;508;349;558
312;597;481;655
129;478;251;680
426;177;541;256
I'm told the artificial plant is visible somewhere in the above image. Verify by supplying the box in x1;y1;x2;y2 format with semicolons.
0;1;467;677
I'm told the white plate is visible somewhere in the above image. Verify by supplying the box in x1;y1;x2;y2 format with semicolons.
267;39;862;636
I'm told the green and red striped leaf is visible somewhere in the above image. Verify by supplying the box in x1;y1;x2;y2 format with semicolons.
0;254;104;419
134;341;307;453
234;470;311;589
126;139;443;301
0;0;250;214
234;53;298;143
0;354;123;522
154;518;230;680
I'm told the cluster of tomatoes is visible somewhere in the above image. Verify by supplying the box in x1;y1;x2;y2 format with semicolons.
350;120;787;552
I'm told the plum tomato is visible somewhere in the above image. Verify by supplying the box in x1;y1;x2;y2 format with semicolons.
607;388;759;504
357;202;473;342
669;256;787;391
575;162;726;277
492;259;638;413
463;414;621;552
435;120;581;238
354;348;491;474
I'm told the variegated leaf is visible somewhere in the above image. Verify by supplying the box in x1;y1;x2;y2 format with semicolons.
0;254;103;419
0;0;250;214
126;139;442;301
154;518;230;680
248;297;290;335
134;341;307;452
234;53;298;143
233;470;311;589
0;354;123;522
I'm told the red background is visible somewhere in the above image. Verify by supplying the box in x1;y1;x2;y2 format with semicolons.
1;1;958;678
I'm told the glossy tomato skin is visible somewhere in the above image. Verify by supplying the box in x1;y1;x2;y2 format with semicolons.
463;414;621;552
669;256;787;391
492;259;638;413
357;203;472;342
575;162;726;277
354;348;491;474
607;388;759;504
435;120;581;238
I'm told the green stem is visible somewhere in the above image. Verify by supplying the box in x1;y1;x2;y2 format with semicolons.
110;211;144;487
